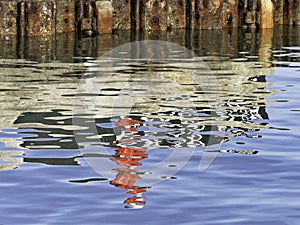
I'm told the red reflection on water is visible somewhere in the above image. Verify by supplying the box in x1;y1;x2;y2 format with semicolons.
109;118;148;209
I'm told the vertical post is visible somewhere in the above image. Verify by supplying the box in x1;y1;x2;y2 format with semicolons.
18;2;26;36
56;0;75;33
75;0;83;33
112;0;131;30
274;0;284;25
0;1;18;35
142;0;167;32
237;0;247;27
26;1;55;36
283;0;294;25
95;0;113;34
294;0;300;26
188;0;196;29
130;0;141;30
241;0;258;29
197;0;223;30
81;0;93;34
222;0;238;28
258;0;274;28
167;0;186;29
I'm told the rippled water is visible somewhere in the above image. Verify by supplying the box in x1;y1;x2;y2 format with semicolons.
1;27;300;224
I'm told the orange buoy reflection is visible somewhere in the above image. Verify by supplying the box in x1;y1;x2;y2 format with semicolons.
109;118;148;209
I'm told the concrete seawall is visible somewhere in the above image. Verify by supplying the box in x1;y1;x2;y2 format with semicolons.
0;0;300;36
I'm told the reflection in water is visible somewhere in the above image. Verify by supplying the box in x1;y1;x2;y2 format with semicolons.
109;118;148;209
0;27;299;209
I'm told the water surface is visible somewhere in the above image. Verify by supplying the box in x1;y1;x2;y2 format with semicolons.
1;27;300;224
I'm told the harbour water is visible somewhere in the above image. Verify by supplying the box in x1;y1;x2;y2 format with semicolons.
0;26;300;224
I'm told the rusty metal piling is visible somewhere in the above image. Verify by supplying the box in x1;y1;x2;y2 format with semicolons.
0;0;299;37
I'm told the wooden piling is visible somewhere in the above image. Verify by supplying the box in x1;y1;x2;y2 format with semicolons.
167;0;186;29
0;1;18;35
294;0;300;25
0;0;299;36
18;2;26;36
56;0;75;33
142;0;167;32
112;0;131;30
274;0;284;25
222;0;238;28
26;1;55;36
196;0;223;30
258;0;274;28
186;0;196;29
131;0;141;30
95;0;113;34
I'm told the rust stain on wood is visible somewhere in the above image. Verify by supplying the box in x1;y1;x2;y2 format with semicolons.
112;0;131;30
167;0;186;29
0;2;18;35
142;0;167;32
0;0;299;36
26;2;54;36
56;1;75;33
196;0;223;30
95;1;113;34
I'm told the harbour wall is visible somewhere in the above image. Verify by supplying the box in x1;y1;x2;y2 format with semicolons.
0;0;299;36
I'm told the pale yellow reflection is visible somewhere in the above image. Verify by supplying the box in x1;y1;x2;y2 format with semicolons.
259;28;274;66
0;150;24;170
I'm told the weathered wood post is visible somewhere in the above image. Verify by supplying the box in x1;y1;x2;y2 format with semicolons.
26;1;55;36
258;0;274;28
112;0;131;30
0;1;18;35
75;0;96;35
0;0;300;36
293;0;300;25
167;0;186;29
186;0;196;29
142;0;167;32
56;0;76;33
245;0;258;29
222;0;238;28
196;0;223;29
95;0;113;34
274;0;284;25
131;0;141;30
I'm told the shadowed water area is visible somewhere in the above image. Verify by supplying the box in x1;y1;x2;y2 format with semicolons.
0;27;300;224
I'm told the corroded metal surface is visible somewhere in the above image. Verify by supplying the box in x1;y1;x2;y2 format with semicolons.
283;0;292;25
294;0;300;25
222;0;238;28
0;2;18;35
95;0;113;34
0;0;299;36
142;0;167;32
274;0;284;25
75;0;93;35
56;0;75;33
186;0;196;29
167;0;186;29
131;0;140;30
26;1;54;36
112;0;131;30
196;0;223;30
258;0;274;28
